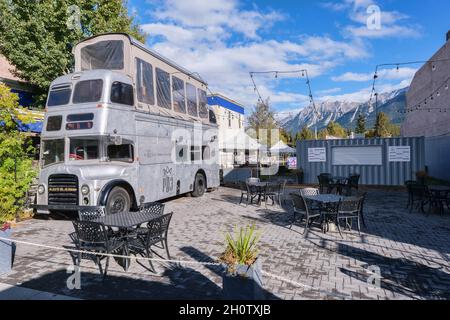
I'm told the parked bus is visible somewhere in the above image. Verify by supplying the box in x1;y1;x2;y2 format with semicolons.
36;33;220;215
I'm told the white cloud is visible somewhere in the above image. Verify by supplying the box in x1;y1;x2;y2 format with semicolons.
332;67;417;82
141;1;369;110
322;0;421;39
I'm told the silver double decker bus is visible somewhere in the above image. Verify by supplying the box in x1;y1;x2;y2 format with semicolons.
36;33;220;215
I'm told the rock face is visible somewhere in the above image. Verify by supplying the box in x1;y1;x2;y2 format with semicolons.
280;87;408;133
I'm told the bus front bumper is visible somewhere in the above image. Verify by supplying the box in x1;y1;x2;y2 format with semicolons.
33;204;82;214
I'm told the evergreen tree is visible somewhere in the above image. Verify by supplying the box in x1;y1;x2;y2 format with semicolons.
247;98;278;146
374;112;392;137
355;113;366;134
326;121;347;138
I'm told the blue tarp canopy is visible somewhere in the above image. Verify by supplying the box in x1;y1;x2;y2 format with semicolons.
0;120;43;133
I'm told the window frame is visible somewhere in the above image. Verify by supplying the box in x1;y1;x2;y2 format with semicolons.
136;58;155;105
156;68;172;110
46;116;63;132
110;81;134;106
186;83;198;117
73;79;103;104
172;76;187;114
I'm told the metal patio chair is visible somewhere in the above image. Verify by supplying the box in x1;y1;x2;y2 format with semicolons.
342;174;361;196
72;220;125;280
128;212;173;272
300;188;320;196
409;184;430;213
263;182;281;208
290;193;321;235
78;206;106;221
139;202;165;215
318;174;336;194
336;196;364;238
404;180;418;209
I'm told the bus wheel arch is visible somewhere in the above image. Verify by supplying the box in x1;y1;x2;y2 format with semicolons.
191;170;207;197
98;180;137;214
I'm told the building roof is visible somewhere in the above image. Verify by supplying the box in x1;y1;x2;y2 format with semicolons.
207;93;245;115
0;54;21;81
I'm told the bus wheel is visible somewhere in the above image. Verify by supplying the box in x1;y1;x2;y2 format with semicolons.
106;187;131;215
191;173;206;198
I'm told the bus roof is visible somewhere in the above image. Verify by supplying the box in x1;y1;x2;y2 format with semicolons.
75;33;207;85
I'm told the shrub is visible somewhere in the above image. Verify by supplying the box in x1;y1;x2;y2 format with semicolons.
220;225;261;267
0;84;37;224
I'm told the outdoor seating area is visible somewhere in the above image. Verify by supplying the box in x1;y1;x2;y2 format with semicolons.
405;181;450;215
72;203;172;278
239;177;287;208
317;173;361;196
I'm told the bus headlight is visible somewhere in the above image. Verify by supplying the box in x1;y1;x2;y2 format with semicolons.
81;185;90;195
38;185;45;195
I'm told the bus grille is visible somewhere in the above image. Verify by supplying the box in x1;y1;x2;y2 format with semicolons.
48;174;79;206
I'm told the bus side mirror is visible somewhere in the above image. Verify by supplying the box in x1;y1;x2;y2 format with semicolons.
108;135;123;145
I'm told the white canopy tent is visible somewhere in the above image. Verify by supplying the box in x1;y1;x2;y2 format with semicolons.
270;141;296;154
220;130;262;151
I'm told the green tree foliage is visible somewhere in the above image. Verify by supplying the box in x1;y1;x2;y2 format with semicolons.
373;112;393;138
294;126;315;143
355;113;366;134
0;0;146;107
326;121;347;138
247;99;279;146
0;84;37;223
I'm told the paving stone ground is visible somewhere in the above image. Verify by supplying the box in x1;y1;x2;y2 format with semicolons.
0;186;449;300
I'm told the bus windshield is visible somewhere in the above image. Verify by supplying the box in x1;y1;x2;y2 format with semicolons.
41;139;65;167
69;138;100;161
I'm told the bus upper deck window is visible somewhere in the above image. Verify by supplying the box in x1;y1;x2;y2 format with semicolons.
198;89;208;119
46;116;63;131
47;85;71;107
187;83;198;117
73;80;103;104
209;110;217;124
111;82;134;106
156;68;171;109
81;40;124;71
172;76;186;114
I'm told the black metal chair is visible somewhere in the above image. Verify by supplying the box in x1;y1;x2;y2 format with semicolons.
290;193;321;235
246;177;260;184
239;181;260;205
72;220;125;280
409;184;430;213
405;180;418;209
342;174;360;196
263;182;281;208
336;197;364;238
299;188;320;196
78;206;106;221
318;174;335;194
128;212;173;272
139;202;165;215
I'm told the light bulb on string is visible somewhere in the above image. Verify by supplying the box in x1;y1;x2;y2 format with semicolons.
445;83;449;90
432;64;436;71
437;92;440;97
275;72;278;79
396;65;400;72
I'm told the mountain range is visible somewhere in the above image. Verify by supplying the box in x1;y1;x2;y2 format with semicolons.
278;87;408;134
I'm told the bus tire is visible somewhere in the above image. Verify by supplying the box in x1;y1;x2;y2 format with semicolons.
106;187;131;215
191;173;206;198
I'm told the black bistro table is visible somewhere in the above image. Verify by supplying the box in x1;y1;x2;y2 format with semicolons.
427;185;450;214
93;211;161;271
302;194;346;233
247;181;279;204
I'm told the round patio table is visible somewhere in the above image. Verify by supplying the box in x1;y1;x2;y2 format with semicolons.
247;181;279;205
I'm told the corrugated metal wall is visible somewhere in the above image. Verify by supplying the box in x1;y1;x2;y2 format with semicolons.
425;135;450;182
297;137;425;186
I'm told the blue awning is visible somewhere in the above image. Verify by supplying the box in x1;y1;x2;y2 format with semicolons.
1;120;43;133
207;95;245;115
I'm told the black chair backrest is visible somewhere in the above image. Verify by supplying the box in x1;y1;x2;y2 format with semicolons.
410;184;428;197
139;202;165;215
265;182;280;194
279;180;287;193
348;174;360;187
338;197;361;215
239;181;247;192
290;193;308;212
247;177;260;184
78;206;106;221
318;174;332;186
146;212;173;241
72;220;108;245
300;188;320;196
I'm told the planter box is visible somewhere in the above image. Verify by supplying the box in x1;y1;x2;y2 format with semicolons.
0;228;13;276
222;259;264;300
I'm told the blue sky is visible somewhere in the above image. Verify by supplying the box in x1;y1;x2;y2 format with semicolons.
127;0;450;115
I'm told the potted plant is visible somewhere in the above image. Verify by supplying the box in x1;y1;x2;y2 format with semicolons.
220;224;264;300
416;170;428;185
0;221;13;276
